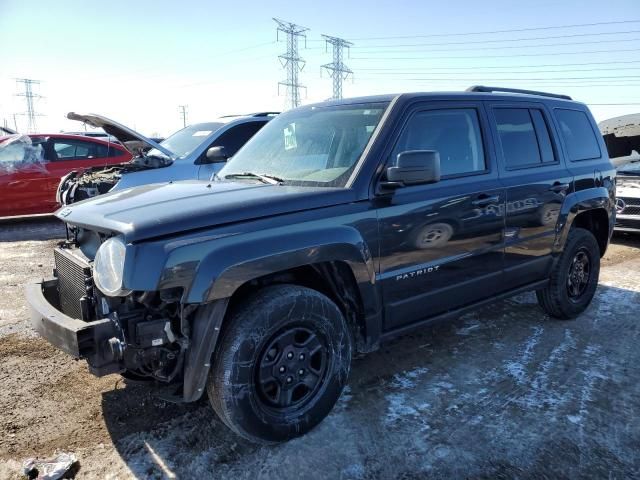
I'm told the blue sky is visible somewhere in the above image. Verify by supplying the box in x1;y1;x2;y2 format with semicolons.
1;0;639;135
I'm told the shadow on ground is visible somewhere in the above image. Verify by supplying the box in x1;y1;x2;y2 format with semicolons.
100;284;640;479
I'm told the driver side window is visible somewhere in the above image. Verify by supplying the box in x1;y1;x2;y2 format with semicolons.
211;122;265;157
393;108;486;177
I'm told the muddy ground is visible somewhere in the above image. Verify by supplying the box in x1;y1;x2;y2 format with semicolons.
1;218;640;479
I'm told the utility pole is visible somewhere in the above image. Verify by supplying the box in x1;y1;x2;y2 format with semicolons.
274;18;308;109
321;35;353;100
15;78;43;133
178;105;188;128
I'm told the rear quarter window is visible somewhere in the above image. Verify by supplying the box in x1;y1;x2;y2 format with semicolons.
554;108;601;161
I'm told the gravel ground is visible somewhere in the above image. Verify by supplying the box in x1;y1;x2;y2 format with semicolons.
1;219;639;479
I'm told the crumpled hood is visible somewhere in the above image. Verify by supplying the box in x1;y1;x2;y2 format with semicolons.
56;180;356;242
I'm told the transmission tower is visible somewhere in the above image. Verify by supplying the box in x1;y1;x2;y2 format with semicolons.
274;18;308;109
321;35;353;100
15;78;43;133
178;105;188;128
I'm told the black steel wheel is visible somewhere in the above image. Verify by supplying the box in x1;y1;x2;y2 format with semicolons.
207;284;352;443
256;326;328;410
537;227;600;319
567;248;591;300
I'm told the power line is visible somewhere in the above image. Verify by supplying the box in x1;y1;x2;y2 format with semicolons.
14;78;43;133
347;19;640;41
321;35;353;100
353;29;640;48
354;36;640;54
358;60;640;71
352;47;639;60
362;67;640;75
178;105;188;128
274;18;309;109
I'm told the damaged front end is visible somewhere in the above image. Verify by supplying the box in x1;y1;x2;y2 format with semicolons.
58;112;175;205
57;153;172;204
27;229;191;396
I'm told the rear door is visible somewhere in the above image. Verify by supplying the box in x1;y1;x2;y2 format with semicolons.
197;121;266;180
375;102;506;331
488;103;572;287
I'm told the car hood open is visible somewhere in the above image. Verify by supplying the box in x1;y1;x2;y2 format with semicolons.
55;180;355;242
67;112;175;159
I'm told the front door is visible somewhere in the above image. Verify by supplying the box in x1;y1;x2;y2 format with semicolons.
197;122;266;180
376;103;506;331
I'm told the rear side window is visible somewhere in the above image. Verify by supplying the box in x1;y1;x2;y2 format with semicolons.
108;146;125;157
494;108;556;168
392;108;486;177
555;109;601;161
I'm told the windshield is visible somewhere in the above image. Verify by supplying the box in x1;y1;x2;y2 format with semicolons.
618;161;640;175
218;102;389;187
147;122;224;159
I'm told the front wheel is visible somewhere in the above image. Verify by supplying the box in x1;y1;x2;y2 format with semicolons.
536;227;600;319
207;284;352;443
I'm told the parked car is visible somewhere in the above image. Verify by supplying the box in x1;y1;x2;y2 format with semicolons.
27;86;615;444
599;113;640;232
57;112;277;204
0;133;131;217
64;131;120;143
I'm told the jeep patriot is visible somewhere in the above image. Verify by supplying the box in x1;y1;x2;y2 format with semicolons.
26;86;616;443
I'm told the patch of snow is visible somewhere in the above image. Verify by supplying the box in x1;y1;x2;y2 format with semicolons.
504;326;543;385
390;367;429;389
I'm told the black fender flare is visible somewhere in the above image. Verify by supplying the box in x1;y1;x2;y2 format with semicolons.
180;225;379;402
553;187;614;254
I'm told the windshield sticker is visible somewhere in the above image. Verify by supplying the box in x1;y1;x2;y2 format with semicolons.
192;130;212;137
284;123;297;150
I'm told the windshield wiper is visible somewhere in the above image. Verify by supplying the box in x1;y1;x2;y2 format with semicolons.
223;172;285;185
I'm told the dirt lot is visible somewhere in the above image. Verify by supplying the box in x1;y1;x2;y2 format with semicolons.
1;219;640;479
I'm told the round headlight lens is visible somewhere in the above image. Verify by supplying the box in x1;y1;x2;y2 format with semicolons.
93;236;129;296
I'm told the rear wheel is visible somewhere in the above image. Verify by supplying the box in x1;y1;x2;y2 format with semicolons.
207;284;352;443
536;227;600;319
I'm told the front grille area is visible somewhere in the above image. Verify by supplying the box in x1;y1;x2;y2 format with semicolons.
54;247;92;319
618;197;640;217
616;218;640;231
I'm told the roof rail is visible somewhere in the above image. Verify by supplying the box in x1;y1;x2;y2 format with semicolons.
466;85;572;100
249;112;280;117
219;112;280;119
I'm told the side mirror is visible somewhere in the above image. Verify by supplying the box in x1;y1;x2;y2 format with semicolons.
384;150;441;187
200;146;229;164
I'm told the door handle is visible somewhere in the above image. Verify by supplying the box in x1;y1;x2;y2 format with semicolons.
472;194;500;206
549;182;570;193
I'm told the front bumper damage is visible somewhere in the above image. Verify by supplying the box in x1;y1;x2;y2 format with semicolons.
26;277;123;376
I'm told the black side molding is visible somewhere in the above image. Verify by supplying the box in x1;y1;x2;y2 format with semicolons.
467;85;572;100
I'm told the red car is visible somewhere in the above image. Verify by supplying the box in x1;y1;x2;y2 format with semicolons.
0;133;131;217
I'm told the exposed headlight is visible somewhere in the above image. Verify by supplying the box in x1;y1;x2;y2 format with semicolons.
93;236;130;296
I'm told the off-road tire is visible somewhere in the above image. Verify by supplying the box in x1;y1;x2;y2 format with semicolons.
536;227;600;319
207;284;352;444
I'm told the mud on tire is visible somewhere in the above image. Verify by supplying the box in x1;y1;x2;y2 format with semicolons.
207;284;352;443
536;227;600;319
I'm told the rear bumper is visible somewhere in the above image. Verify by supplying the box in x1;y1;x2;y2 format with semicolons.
26;277;122;376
